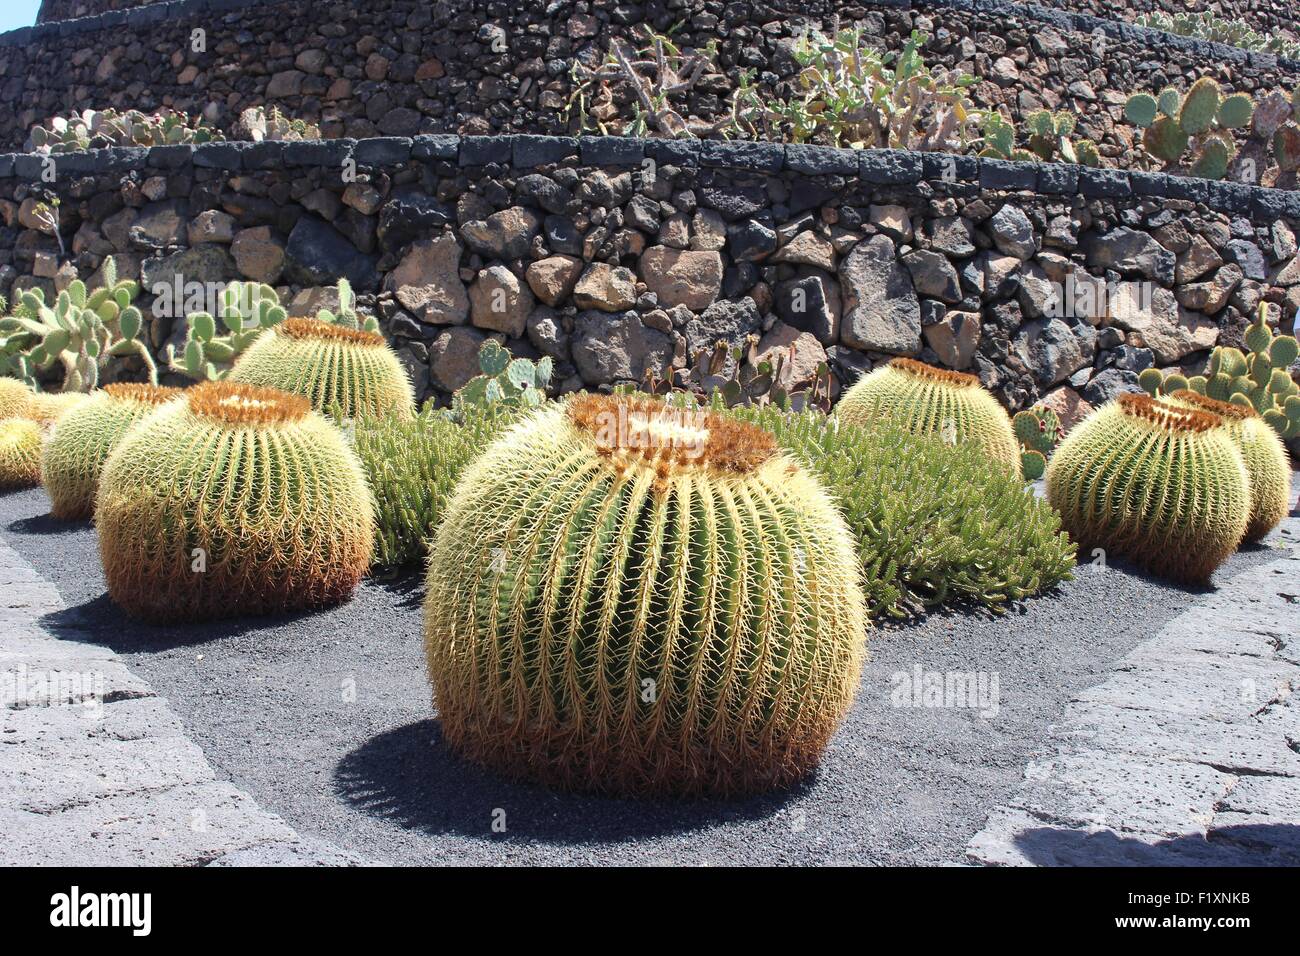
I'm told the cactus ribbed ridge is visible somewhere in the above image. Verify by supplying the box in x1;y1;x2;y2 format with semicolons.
1047;394;1250;585
1166;389;1290;543
0;418;43;490
24;392;89;430
41;383;183;521
228;317;415;420
96;381;374;623
836;358;1020;473
424;393;868;795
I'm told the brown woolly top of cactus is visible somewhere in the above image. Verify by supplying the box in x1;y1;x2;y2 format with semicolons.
276;317;385;347
103;383;183;406
889;357;981;388
1169;389;1257;421
1117;393;1222;433
568;393;779;475
187;381;310;426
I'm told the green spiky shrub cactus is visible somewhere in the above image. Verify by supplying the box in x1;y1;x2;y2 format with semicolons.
352;403;520;568
96;381;375;623
228;317;414;420
1012;405;1064;480
0;257;156;391
0;418;43;490
424;393;868;795
1165;389;1290;543
41;383;182;521
1047;394;1249;585
1124;78;1254;179
729;401;1075;617
837;358;1021;474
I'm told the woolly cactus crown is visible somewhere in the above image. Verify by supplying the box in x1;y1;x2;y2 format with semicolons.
96;381;374;622
228;317;415;420
1047;394;1250;585
41;382;183;521
836;357;1020;473
1166;389;1290;544
424;392;868;795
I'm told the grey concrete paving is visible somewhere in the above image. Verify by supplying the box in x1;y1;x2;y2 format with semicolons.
3;476;1295;866
968;488;1300;866
0;534;365;867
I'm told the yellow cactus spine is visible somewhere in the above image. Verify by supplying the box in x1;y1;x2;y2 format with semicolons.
228;317;415;420
1047;394;1249;585
96;381;375;623
41;383;183;521
424;393;868;795
0;418;43;490
0;377;32;419
1166;389;1290;544
836;358;1020;473
23;391;90;430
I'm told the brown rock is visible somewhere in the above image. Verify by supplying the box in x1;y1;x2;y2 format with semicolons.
755;322;828;386
429;326;488;392
383;235;468;325
469;265;534;337
638;247;722;311
1039;385;1094;431
231;227;285;284
572;262;636;312
525;255;583;307
772;231;837;271
923;310;981;369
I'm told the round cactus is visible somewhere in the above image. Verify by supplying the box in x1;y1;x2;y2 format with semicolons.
97;381;374;623
41;383;183;521
228;317;414;420
0;418;43;490
0;378;31;419
1047;394;1249;585
24;392;90;430
836;358;1020;474
423;393;868;795
1166;390;1290;544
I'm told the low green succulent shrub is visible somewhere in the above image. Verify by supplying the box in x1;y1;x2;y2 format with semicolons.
352;403;520;568
730;402;1076;618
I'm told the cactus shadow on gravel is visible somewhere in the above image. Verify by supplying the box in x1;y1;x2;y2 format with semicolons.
5;511;88;536
333;719;809;845
38;594;346;652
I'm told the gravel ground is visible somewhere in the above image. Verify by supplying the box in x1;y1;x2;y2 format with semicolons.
2;483;1292;865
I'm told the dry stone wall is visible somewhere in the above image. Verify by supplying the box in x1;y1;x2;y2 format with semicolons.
4;0;1299;175
3;135;1298;422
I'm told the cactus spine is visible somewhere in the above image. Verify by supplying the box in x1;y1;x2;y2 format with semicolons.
0;418;43;490
0;377;31;419
1125;78;1254;179
228;317;415;420
1165;390;1290;543
424;393;868;795
41;383;182;521
1047;394;1249;585
1013;405;1064;481
23;391;89;429
96;382;374;623
837;358;1020;474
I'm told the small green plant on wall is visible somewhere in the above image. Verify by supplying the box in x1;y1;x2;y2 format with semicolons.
1124;78;1255;180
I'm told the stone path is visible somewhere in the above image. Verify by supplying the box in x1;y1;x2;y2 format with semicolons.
0;535;365;867
968;501;1300;865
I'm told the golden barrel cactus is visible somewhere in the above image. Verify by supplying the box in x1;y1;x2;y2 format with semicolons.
0;377;31;419
97;381;375;623
41;383;183;521
1047;394;1250;585
424;393;869;795
836;358;1020;472
1166;389;1290;544
0;418;43;490
228;317;414;419
24;391;90;430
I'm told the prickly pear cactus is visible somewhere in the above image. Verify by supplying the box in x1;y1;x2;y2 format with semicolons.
96;382;375;623
1124;78;1254;179
424;393;868;795
162;281;287;381
837;358;1021;475
453;339;552;414
1012;405;1063;481
1047;394;1249;585
0;257;156;391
